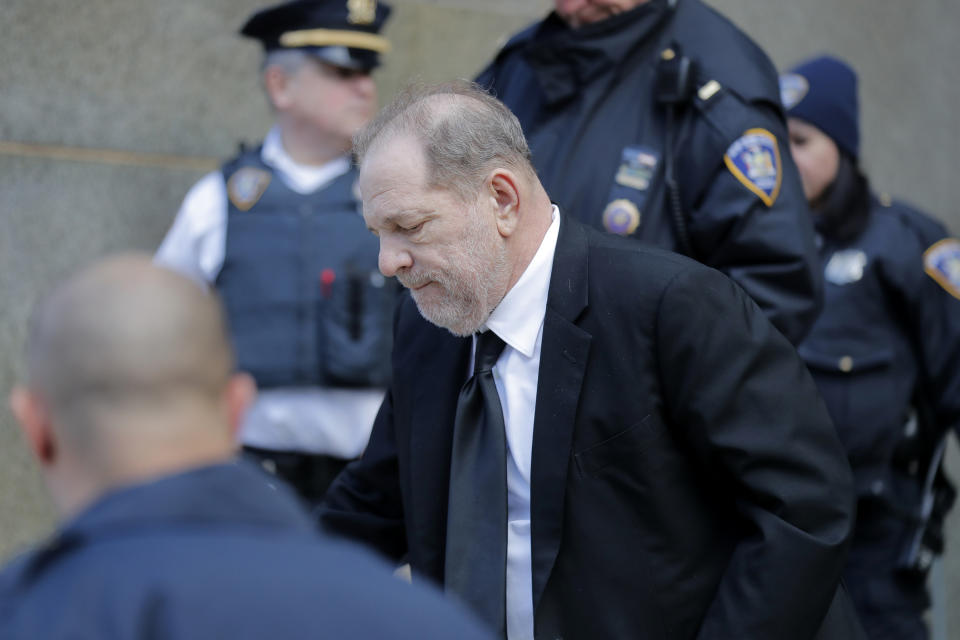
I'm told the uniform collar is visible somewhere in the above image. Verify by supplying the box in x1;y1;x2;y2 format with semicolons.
524;0;672;105
63;461;311;537
484;206;560;357
261;125;352;193
12;462;313;587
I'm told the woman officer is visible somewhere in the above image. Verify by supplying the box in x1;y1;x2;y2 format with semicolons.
780;54;960;640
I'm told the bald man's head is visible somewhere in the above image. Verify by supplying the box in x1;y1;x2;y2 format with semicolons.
12;253;254;517
27;254;234;431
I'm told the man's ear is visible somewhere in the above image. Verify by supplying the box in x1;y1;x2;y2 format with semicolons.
9;386;57;465
263;65;294;111
488;169;522;238
223;373;257;442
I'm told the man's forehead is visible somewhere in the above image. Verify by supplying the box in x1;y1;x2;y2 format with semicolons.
359;138;425;192
363;132;422;167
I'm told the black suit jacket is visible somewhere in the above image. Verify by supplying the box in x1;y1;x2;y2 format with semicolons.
321;216;859;639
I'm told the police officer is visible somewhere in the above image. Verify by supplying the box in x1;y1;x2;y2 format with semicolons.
476;0;821;345
156;0;397;503
782;54;960;640
0;255;493;640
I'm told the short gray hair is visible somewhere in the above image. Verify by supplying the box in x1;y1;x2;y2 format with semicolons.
261;48;312;75
353;80;535;201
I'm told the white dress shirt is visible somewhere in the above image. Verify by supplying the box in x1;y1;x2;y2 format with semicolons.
155;126;383;458
476;206;560;640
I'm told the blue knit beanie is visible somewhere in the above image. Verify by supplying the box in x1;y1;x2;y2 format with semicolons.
780;55;860;159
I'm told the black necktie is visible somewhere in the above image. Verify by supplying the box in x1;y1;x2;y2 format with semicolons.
445;330;509;636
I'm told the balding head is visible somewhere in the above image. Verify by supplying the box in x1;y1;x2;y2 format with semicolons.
353;80;537;203
356;81;554;336
11;253;255;517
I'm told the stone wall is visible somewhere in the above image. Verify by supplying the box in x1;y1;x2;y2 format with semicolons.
2;1;957;633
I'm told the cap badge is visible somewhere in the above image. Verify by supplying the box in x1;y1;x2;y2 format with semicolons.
347;0;377;25
779;73;809;110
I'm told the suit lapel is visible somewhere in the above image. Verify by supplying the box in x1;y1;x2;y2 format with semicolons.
405;321;471;579
530;216;592;610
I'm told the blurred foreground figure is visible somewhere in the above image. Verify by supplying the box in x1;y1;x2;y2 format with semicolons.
477;0;821;345
0;254;491;640
783;55;960;640
321;80;864;640
157;0;399;503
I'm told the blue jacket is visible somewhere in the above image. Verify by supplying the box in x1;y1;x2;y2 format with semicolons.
799;197;960;502
0;461;491;640
477;0;821;344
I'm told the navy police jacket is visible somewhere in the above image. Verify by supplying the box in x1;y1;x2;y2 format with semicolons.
798;197;960;503
0;462;491;640
477;0;821;344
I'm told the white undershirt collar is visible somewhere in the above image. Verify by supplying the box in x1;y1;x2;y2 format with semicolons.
261;126;351;194
483;205;561;356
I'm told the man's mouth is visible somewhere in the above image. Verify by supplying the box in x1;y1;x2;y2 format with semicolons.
399;276;431;291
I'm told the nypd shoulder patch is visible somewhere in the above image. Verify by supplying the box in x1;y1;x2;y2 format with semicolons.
923;238;960;300
227;167;271;212
724;128;782;207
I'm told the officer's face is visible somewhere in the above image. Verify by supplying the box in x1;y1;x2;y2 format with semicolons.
788;118;840;204
281;58;377;149
359;136;511;337
555;0;647;27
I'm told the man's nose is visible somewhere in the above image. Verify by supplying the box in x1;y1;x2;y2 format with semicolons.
378;236;412;277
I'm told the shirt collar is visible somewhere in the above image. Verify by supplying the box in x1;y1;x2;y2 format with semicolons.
261;125;352;193
484;206;560;357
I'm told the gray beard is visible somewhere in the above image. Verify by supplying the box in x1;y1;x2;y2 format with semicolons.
400;221;510;337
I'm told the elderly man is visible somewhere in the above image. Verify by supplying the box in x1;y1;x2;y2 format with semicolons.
319;81;864;639
156;0;399;502
0;255;491;640
477;0;821;346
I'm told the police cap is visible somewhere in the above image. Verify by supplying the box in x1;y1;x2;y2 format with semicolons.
241;0;391;71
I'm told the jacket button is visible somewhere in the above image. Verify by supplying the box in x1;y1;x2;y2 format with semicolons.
838;356;853;372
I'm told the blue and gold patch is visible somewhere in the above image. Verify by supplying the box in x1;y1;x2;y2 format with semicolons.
602;199;641;236
724;129;782;207
227;167;272;211
779;73;809;110
923;238;960;300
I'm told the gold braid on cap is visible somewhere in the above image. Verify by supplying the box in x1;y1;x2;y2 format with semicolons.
279;28;390;52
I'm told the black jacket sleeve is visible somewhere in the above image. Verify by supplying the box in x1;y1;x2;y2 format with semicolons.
318;387;408;562
655;265;854;639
